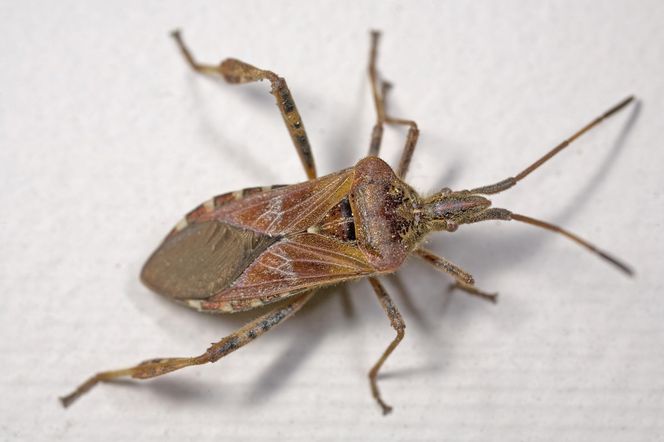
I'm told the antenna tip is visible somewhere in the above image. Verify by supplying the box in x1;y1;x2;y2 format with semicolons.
602;95;637;120
622;95;636;106
597;249;635;277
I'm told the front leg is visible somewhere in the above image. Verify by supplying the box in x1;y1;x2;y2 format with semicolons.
414;248;498;303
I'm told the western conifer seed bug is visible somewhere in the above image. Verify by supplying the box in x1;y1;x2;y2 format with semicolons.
61;30;634;414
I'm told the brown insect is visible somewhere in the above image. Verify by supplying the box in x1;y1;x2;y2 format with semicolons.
61;30;634;414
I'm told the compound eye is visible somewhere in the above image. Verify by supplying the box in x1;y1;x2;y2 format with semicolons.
445;221;458;232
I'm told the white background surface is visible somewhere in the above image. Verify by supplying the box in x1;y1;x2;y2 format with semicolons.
2;1;663;440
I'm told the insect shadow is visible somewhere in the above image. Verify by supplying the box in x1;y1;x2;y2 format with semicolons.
185;48;380;182
124;274;352;406
184;74;281;182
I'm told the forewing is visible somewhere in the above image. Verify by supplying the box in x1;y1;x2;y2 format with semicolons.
141;220;277;300
198;233;376;311
195;169;354;235
142;168;359;311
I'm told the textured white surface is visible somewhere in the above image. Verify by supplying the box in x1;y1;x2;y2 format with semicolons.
1;1;663;440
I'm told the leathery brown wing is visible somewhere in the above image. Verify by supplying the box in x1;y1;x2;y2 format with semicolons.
141;158;424;313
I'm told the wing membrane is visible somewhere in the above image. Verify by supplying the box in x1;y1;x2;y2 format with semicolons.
141;220;277;300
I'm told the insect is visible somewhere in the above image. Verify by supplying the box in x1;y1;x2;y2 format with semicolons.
61;30;634;414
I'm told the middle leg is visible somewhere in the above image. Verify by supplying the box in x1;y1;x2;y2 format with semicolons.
367;31;420;179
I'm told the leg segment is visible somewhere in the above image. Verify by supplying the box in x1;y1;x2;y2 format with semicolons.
367;31;420;179
414;248;498;303
368;277;406;415
171;30;317;180
60;291;314;407
393;116;420;179
368;31;389;157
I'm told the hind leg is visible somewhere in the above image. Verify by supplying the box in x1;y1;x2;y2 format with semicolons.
61;291;314;407
172;30;317;179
